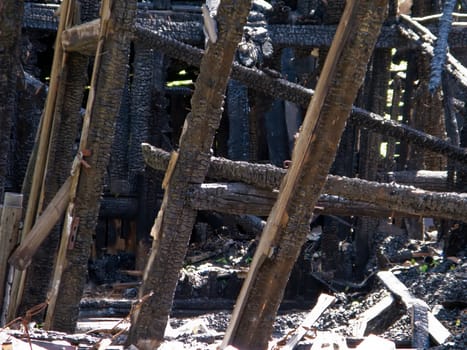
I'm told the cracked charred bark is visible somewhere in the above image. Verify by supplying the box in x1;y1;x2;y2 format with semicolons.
0;0;23;200
223;1;388;348
126;0;251;347
128;44;153;191
49;0;136;332
19;52;90;316
142;145;467;222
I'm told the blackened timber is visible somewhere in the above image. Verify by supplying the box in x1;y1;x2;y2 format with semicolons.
134;26;467;164
186;182;423;218
47;0;137;332
349;108;467;164
18;1;95;321
22;3;467;49
142;144;284;190
428;0;457;92
398;16;467;90
99;196;138;219
142;145;467;220
227;80;250;161
62;21;465;167
225;1;387;347
126;0;252;347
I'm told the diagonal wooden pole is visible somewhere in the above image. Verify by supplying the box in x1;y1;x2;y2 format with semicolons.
222;0;389;348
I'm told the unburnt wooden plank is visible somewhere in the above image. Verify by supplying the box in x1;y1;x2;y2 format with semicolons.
278;293;335;350
352;295;395;338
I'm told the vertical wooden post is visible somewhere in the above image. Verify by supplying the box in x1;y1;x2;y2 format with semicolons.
0;193;23;323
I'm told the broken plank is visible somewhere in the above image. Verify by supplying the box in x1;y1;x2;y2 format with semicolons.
275;293;335;350
352;294;395;337
377;271;451;345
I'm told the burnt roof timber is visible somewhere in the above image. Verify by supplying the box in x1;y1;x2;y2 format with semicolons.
23;2;467;49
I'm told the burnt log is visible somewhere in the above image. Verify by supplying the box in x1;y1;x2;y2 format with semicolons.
183;180;467;222
186;182;423;219
143;146;467;223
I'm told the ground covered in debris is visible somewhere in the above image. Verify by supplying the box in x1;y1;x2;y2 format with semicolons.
2;222;466;349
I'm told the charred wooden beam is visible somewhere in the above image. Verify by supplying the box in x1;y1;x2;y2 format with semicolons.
0;193;23;321
378;170;449;191
224;1;387;346
144;145;467;222
227;80;250;161
349;107;467;164
46;0;138;332
186;182;425;217
61;19;100;55
428;0;457;92
61;18;203;55
23;3;467;49
126;0;252;347
133;26;467;164
60;23;467;166
23;3;59;30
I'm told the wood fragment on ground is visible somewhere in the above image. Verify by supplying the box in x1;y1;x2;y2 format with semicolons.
355;334;396;350
351;295;395;338
272;293;335;350
377;271;451;345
